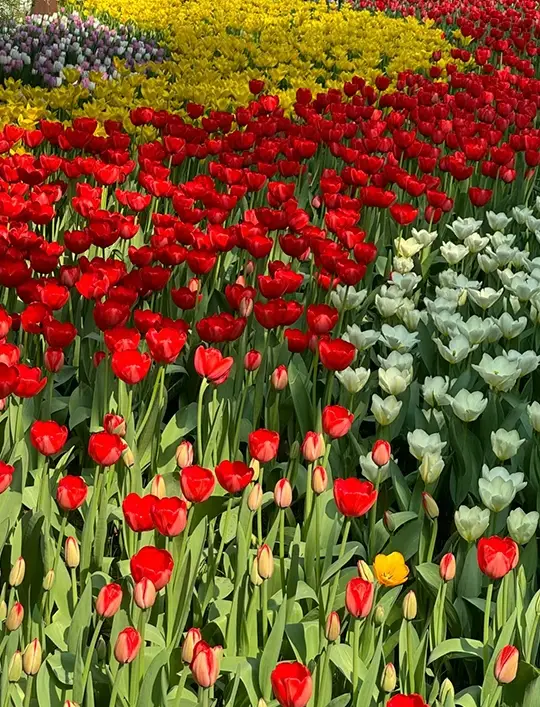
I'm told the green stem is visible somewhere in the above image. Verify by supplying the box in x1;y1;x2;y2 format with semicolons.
79;618;104;703
279;510;286;598
71;568;78;609
426;518;438;563
261;580;269;643
45;514;68;623
131;611;146;705
351;619;360;699
196;379;209;463
326;518;351;615
407;621;415;694
2;685;11;707
174;667;189;707
368;478;380;561
483;581;494;669
109;674;120;707
316;645;332;707
22;676;33;707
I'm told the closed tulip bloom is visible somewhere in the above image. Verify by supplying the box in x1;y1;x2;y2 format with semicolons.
357;560;374;582
30;420;68;456
190;641;222;688
312;465;328;494
88;431;126;466
322;405;354;438
151;475;166;499
477;536;519;580
247;483;263;511
0;462;14;494
439;553;456;582
422;492;439;520
244;349;262;371
96;583;123;618
151;497;188;537
176;440;194;469
373;552;409;587
130;546;174;591
22;639;42;675
8;651;22;682
9;557;25;587
455;506;490;542
44;348;64;373
257;544;274;579
381;663;397;692
134;578;157;610
180;465;215;503
495;645;519;684
271;661;313;707
122;493;158;532
372;440;391;467
387;694;428;707
325;612;341;642
103;413;126;437
402;590;417;620
301;432;325;462
345;577;374;618
182;628;202;664
114;627;141;664
56;476;88;511
111;350;151;384
274;478;292;508
215;460;253;494
249;429;280;463
6;602;24;631
319;338;356;371
271;365;288;390
65;537;80;569
333;478;377;517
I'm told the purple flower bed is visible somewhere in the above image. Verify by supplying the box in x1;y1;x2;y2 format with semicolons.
0;11;167;88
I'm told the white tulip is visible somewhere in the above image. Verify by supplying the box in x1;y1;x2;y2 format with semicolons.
448;389;488;422
371;394;402;426
490;429;525;461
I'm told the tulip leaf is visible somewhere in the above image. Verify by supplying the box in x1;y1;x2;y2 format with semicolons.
523;676;540;707
258;597;287;700
455;687;481;707
327;697;351;707
136;648;171;707
355;633;382;706
36;662;65;707
330;644;367;683
321;543;363;586
288;359;312;435
428;638;484;663
286;621;320;664
221;656;259;705
481;610;517;703
385;519;421;561
67;577;93;654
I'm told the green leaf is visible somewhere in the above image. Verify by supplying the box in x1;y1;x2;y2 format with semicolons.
321;543;362;585
288;360;313;435
47;651;76;686
523;676;540;707
481;610;517;703
221;657;259;705
67;577;93;654
136;648;171;707
258;599;287;700
355;634;382;706
429;638;483;664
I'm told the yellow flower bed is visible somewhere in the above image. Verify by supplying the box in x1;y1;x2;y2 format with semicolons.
0;0;457;127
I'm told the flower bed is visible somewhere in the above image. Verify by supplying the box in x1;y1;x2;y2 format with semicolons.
0;0;539;706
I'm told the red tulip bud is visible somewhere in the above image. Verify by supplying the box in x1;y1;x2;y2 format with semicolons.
495;645;519;684
182;627;202;664
134;578;156;610
271;365;288;391
311;465;328;494
114;627;142;664
244;349;262;372
439;553;456;582
96;583;123;618
44;347;64;373
274;478;292;508
176;441;194;469
151;474;166;499
301;432;325;462
190;641;222;688
372;440;391;467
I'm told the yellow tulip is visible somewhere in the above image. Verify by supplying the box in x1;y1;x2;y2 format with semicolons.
373;552;410;587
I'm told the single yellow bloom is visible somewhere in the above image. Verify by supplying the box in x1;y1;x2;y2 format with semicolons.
373;552;409;587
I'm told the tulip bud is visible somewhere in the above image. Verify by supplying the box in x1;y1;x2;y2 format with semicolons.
374;605;385;625
250;557;264;586
45;348;64;373
134;578;156;610
274;478;292;509
114;627;142;664
96;583;123;618
176;441;194;469
372;439;391;467
190;641;221;688
6;602;24;631
440;553;456;582
250;459;261;481
150;474;166;499
257;700;267;707
9;557;25;587
247;483;262;511
357;560;374;582
93;351;105;368
325;612;340;642
64;702;80;707
122;445;135;469
0;600;6;622
244;349;262;372
65;536;80;569
422;491;439;520
182;627;202;664
311;465;328;494
402;590;417;620
188;278;199;293
96;637;107;661
271;365;288;391
22;639;42;675
383;510;396;533
239;296;253;317
256;545;274;580
301;431;325;462
439;678;455;704
495;645;519;684
43;569;55;591
381;663;397;692
8;651;22;682
245;260;254;276
103;413;126;437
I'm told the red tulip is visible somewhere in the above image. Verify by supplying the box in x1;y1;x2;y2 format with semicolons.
469;187;492;207
345;577;375;618
130;546;174;591
372;440;391;467
190;640;222;688
271;661;313;707
88;431;126;466
440;553;456;582
333;478;378;517
114;627;141;664
180;465;215;503
306;304;339;335
322;405;354;438
122;493;158;532
194;346;233;385
0;462;14;493
244;349;262;372
44;348;64;373
477;536;519;580
271;365;289;390
301;431;325;462
495;645;519;684
104;327;141;353
215;460;253;494
13;365;47;398
389;203;418;226
0;363;19;398
111;350;151;384
318;338;356;371
30;420;68;456
151;497;188;537
96;583;123;618
146;327;187;364
103;414;126;437
248;429;280;463
387;696;428;707
56;476;88;511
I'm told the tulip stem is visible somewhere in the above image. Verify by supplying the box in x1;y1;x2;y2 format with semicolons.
326;518;351;615
407;621;415;694
173;667;189;706
131;610;146;705
426;518;438;563
351;618;360;699
279;509;286;598
483;581;494;668
109;675;120;707
196;379;209;463
78;618;104;704
46;514;68;623
2;685;11;707
368;479;380;561
70;567;78;609
22;676;33;707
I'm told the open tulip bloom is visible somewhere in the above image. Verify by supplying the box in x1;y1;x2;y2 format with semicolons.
1;0;540;705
